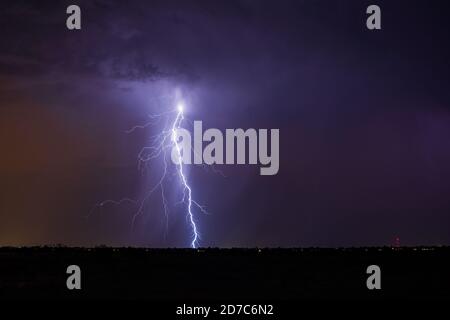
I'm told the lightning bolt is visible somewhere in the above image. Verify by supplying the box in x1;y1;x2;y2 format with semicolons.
90;95;211;248
171;103;199;248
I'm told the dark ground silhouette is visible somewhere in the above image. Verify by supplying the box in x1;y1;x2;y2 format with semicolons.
0;247;449;301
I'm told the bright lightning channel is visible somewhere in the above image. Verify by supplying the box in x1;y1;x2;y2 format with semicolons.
172;102;199;248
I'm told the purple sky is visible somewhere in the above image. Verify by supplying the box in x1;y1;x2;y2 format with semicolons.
0;0;449;247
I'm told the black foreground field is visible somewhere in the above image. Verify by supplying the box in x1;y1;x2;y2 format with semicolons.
0;247;449;301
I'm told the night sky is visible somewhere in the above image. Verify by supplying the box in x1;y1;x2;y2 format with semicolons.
0;0;449;247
